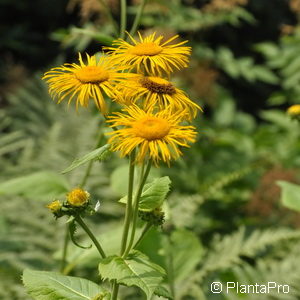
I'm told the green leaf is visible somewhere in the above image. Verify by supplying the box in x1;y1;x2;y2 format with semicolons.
23;269;107;300
98;250;166;300
278;181;300;212
62;144;110;174
154;285;173;299
120;177;171;211
168;229;203;283
0;171;69;200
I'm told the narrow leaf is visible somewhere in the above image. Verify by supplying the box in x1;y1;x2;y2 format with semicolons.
62;144;110;174
23;269;106;300
69;220;92;249
98;250;166;300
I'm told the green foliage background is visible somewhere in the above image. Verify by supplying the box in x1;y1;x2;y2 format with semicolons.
1;0;300;299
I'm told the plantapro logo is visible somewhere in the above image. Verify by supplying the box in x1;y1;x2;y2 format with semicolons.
210;281;290;294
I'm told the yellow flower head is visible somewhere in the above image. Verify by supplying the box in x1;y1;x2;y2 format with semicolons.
105;32;191;76
107;106;197;165
43;53;132;113
67;188;90;207
116;75;202;120
287;104;300;117
47;200;62;212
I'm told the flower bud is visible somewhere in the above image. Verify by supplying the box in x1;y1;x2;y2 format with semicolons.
67;188;90;207
46;200;62;213
287;104;300;119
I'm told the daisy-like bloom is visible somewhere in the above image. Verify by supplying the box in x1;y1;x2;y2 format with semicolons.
107;106;197;165
47;200;62;213
116;75;202;120
67;188;90;207
287;104;300;117
43;53;132;113
105;32;191;76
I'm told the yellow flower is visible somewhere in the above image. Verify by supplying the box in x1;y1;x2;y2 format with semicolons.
116;75;202;120
287;104;300;116
67;188;90;207
105;32;191;76
107;106;197;165
47;200;62;212
43;53;132;113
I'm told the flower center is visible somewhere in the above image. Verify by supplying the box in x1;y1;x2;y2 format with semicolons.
75;66;109;83
129;42;163;56
132;116;171;141
140;76;176;95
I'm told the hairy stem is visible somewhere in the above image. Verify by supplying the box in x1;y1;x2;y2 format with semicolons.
111;152;136;299
120;151;136;254
123;159;152;258
75;215;106;258
111;280;119;300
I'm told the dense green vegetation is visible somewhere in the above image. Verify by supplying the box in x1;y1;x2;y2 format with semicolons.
1;0;300;299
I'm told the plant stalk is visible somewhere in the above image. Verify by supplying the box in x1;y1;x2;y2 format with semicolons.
75;215;106;258
129;0;147;37
111;152;136;299
111;280;119;300
123;159;152;258
60;226;70;272
60;132;104;272
120;0;127;39
133;222;152;249
120;151;136;254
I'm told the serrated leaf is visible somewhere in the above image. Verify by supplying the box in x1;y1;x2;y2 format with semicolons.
119;177;171;211
98;250;166;300
23;269;107;300
166;229;203;284
278;181;300;212
62;144;110;174
0;171;69;200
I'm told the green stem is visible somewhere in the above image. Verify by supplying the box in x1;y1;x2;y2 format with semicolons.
120;0;127;39
123;159;152;258
97;0;119;36
111;280;119;300
120;151;136;254
111;152;136;299
60;226;69;272
129;0;147;37
75;215;106;258
133;222;152;249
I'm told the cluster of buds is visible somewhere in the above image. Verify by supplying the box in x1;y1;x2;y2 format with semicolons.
287;104;300;121
47;188;93;218
138;207;165;227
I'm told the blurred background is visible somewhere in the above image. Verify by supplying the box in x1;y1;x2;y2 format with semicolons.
1;0;300;299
